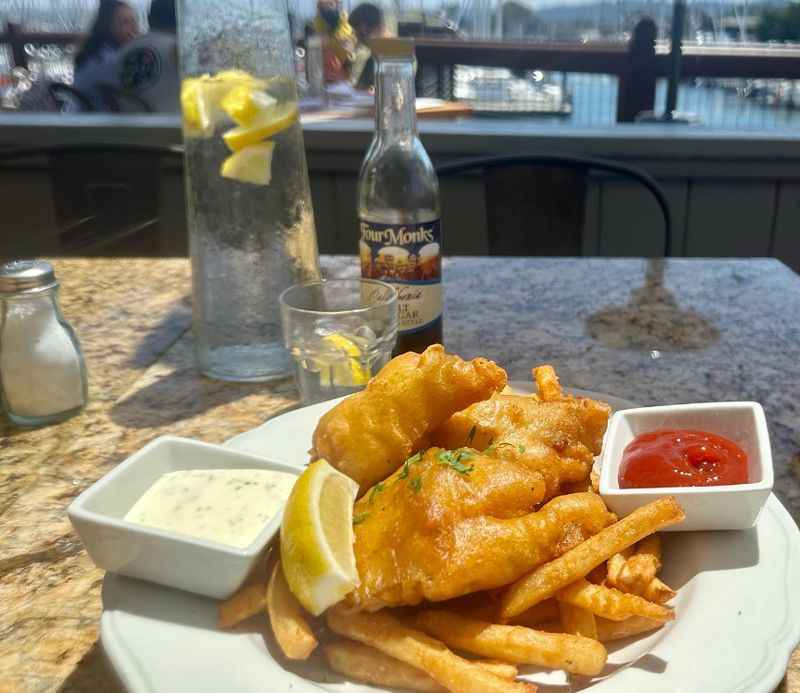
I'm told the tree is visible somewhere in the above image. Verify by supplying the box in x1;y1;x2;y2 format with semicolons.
757;2;800;42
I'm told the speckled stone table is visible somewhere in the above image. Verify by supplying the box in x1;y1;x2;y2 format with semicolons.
2;256;799;693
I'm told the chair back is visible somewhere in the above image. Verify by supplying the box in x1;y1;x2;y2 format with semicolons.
0;145;185;259
436;154;671;257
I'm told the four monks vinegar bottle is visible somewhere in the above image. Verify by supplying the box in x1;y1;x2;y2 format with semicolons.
357;38;443;354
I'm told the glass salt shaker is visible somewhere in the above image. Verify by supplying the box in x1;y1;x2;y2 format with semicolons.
0;260;88;427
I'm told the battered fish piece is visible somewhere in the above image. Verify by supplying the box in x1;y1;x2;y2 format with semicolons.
348;448;615;611
311;345;507;492
430;370;610;499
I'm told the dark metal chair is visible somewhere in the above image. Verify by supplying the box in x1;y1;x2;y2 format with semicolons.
436;154;671;257
0;144;185;259
47;83;96;112
97;83;154;113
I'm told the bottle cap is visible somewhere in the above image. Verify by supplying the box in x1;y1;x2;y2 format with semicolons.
0;260;58;294
368;37;415;58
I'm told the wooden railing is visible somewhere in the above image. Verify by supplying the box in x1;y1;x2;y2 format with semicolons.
4;19;800;122
414;19;800;122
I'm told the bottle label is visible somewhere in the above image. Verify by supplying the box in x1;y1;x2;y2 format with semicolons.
359;218;442;334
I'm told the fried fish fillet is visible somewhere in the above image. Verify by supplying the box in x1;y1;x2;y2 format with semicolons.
430;384;611;500
348;447;615;611
310;345;507;492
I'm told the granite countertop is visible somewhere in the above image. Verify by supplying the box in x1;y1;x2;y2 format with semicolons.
1;256;798;692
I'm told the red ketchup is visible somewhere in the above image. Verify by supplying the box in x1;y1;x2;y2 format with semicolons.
618;429;749;489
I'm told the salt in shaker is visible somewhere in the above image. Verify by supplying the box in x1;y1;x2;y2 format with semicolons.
0;260;88;426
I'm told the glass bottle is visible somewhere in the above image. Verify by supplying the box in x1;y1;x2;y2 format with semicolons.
357;38;443;355
178;0;321;382
0;260;88;427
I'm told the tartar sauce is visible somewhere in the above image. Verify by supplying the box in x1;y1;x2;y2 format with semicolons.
124;468;296;548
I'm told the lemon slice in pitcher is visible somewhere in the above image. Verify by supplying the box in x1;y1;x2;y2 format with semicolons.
221;85;277;127
280;459;360;616
222;102;299;152
182;71;266;136
220;142;275;185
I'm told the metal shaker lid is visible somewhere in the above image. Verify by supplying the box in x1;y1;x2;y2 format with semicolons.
0;260;58;294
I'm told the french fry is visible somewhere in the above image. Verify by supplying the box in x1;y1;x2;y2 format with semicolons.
606;547;633;588
533;365;563;401
558;601;598;640
326;606;536;693
416;609;607;677
325;639;519;692
595;616;665;642
266;560;318;660
536;616;665;643
478;661;520;679
325;639;442;692
643;577;677;604
509;599;560;628
590;468;600;494
218;582;267;629
618;535;661;594
556;578;674;622
500;497;685;619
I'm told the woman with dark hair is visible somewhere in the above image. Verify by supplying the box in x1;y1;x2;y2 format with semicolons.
72;0;139;109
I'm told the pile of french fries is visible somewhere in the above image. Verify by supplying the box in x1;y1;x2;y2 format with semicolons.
219;495;684;692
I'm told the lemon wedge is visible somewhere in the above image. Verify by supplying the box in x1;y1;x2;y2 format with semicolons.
214;69;266;88
320;333;371;387
180;76;209;136
221;85;278;127
181;71;268;137
280;459;360;616
222;102;299;152
220;142;275;185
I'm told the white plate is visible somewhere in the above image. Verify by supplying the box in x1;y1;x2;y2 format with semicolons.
100;384;800;693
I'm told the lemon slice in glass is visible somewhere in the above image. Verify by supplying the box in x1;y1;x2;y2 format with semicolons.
222;102;299;152
280;459;360;616
320;333;371;387
220;142;275;185
221;85;278;127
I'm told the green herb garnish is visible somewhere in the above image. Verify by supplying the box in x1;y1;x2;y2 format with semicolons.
518;444;526;454
437;449;474;474
410;476;423;493
368;482;385;504
399;451;423;480
352;512;369;525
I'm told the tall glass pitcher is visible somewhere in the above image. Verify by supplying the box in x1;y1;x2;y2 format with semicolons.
178;0;321;382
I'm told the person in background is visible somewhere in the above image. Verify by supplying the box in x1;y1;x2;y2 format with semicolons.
72;0;139;109
111;0;179;112
348;3;387;90
313;0;356;83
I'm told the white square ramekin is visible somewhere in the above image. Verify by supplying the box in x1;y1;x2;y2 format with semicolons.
598;402;773;531
67;435;299;599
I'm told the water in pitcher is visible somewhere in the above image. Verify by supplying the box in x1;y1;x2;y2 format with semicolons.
178;0;320;381
185;111;319;381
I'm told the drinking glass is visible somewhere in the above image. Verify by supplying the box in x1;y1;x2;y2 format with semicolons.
279;279;398;403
